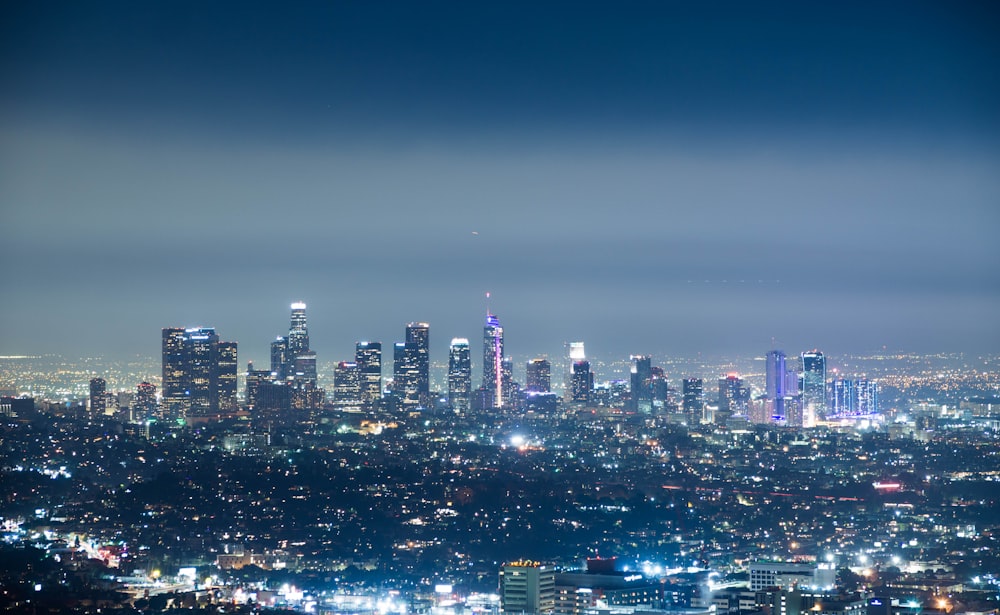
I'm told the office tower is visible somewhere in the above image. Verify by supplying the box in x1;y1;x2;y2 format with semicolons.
394;341;421;408
501;358;518;410
682;377;704;425
334;361;362;407
134;381;157;420
570;360;593;403
448;338;472;413
245;364;272;410
765;350;788;420
217;341;238;412
406;322;430;404
569;342;586;362
650;366;669;411
161;328;188;416
500;562;556;615
801;350;826;419
287;302;309;358
270;337;289;379
483;313;505;408
293;351;318;387
630;355;652;412
718;373;750;416
831;378;854;415
526;358;551;393
160;327;237;420
89;377;107;415
355;341;382;406
856;378;878;414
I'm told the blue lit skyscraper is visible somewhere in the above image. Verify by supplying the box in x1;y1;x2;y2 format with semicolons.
765;350;787;420
801;350;827;420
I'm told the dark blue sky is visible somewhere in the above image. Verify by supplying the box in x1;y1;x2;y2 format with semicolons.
1;1;998;366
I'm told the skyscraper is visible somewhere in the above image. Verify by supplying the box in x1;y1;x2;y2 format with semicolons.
134;381;157;420
682;377;704;425
406;322;430;405
483;314;504;408
570;360;593;403
718;373;749;416
270;336;288;379
801;350;827;419
160;326;237;420
333;361;362;408
355;341;382;406
526;358;551;393
287;302;309;358
630;355;652;412
765;350;788;420
89;377;107;415
448;338;472;413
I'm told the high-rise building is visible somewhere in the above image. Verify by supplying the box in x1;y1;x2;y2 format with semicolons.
801;350;826;419
355;342;382;406
218;341;238;413
162;328;188;416
134;381;157;420
856;378;878;414
245;363;272;410
394;340;422;408
766;350;788;420
406;322;430;405
526;358;551;393
334;361;362;408
160;327;237;420
89;377;107;415
270;336;289;379
630;355;652;412
718;373;750;417
483;314;505;408
501;561;556;615
831;377;878;415
570;361;593;403
287;302;309;358
682;377;704;425
448;338;472;413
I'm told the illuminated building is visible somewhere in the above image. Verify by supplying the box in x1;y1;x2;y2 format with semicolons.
766;350;789;420
134;381;157;420
287;302;309;358
630;355;652;412
394;340;422;408
682;377;704;425
570;361;593;403
832;377;878;415
160;326;238;420
89;377;107;415
407;322;430;405
448;338;471;413
718;373;750;416
355;341;382;406
501;561;555;614
245;363;272;410
801;350;827;419
161;327;187;416
526;358;551;393
270;337;288;379
483;313;505;408
334;361;362;408
218;341;238;413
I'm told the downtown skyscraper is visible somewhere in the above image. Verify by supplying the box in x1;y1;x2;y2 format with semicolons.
355;341;382;407
801;350;827;420
161;327;238;420
394;323;430;408
448;338;472;413
482;313;504;408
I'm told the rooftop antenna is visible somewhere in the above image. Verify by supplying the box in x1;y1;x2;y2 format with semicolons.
485;291;491;317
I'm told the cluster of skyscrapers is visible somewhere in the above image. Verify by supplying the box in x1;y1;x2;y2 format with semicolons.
150;302;877;426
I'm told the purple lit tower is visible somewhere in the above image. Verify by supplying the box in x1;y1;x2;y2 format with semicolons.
482;313;504;408
765;350;787;420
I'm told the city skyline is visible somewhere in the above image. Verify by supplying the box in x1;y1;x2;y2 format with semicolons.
1;2;998;361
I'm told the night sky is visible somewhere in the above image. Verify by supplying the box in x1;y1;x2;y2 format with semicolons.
1;1;998;366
